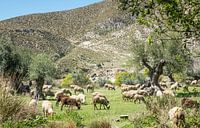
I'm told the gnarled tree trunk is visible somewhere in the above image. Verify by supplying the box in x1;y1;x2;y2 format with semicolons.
34;77;45;100
142;59;165;90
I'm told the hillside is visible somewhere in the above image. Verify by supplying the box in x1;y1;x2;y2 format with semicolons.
0;0;147;75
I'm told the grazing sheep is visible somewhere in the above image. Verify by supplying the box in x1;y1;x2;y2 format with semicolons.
191;80;197;85
29;99;37;109
107;84;115;90
181;98;199;108
43;88;55;97
122;90;137;101
70;84;78;89
156;90;163;97
93;95;110;110
86;84;94;92
42;100;54;117
43;84;53;90
163;89;176;97
70;94;86;104
137;89;149;96
134;94;145;103
170;82;181;91
60;96;81;111
74;86;84;94
168;107;185;128
92;92;108;101
55;89;72;100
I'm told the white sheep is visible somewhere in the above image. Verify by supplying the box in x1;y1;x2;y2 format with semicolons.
42;100;54;117
29;99;37;108
170;82;181;90
70;94;86;104
168;107;185;128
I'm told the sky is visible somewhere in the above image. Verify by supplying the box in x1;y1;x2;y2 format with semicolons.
0;0;103;21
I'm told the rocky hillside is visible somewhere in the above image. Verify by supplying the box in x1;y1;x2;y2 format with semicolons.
0;0;149;75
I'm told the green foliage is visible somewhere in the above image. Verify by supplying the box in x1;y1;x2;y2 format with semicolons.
132;37;190;77
61;74;73;87
114;72;145;86
119;0;200;38
29;53;56;80
71;70;90;86
88;120;111;128
0;88;24;123
2;115;47;128
133;114;157;128
96;78;111;87
66;111;83;127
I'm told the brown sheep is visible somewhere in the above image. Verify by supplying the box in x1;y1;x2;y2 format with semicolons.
122;90;137;101
86;84;94;92
93;95;110;110
181;98;199;108
74;86;84;94
60;96;81;111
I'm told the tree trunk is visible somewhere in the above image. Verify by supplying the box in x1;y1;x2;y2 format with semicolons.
34;77;45;100
142;59;165;91
151;60;165;90
168;73;175;82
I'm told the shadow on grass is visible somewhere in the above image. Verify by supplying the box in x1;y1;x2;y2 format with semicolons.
177;92;200;97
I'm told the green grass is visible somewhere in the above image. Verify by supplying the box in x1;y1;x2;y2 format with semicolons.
24;88;146;127
22;86;200;127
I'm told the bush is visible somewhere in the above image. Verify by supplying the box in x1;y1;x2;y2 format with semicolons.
66;111;83;127
88;120;111;128
61;74;74;87
96;78;111;87
114;72;146;86
0;88;24;123
72;70;90;86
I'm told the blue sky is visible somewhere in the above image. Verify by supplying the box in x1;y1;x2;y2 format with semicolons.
0;0;103;21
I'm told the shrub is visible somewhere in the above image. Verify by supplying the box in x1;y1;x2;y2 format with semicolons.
72;70;90;86
115;71;146;86
66;111;83;127
0;88;24;123
61;74;74;87
96;78;111;87
88;120;111;128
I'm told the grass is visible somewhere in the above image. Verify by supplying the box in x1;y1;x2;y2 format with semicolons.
24;88;146;127
21;86;200;127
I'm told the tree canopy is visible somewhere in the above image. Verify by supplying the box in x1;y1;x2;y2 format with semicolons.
119;0;200;40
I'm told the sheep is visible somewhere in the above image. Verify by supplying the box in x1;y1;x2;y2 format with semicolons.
107;84;115;90
137;89;149;96
170;82;181;91
42;100;54;117
70;84;78;89
93;95;110;110
163;89;176;97
86;84;94;92
168;107;185;128
55;89;72;100
43;84;53;90
70;94;86;104
122;90;137;101
74;86;84;94
181;98;199;108
60;96;81;111
191;80;197;85
92;92;108;101
121;84;140;92
29;99;37;111
133;94;145;103
43;88;55;97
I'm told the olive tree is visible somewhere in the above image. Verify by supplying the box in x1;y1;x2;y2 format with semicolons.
29;53;55;99
132;34;190;89
0;39;31;90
